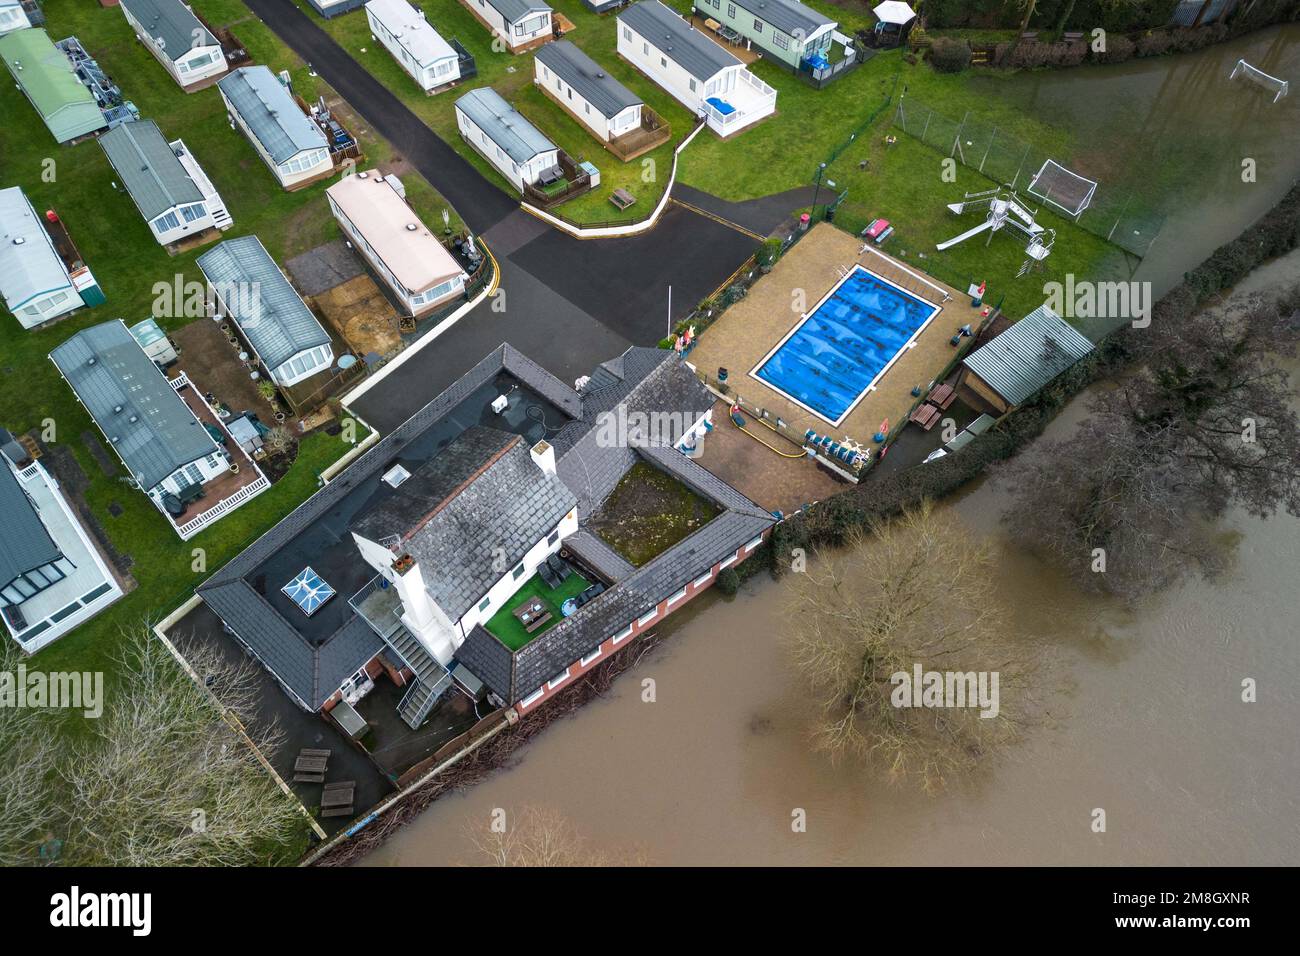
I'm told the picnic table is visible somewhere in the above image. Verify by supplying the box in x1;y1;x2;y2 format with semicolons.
927;383;956;410
293;748;331;784
513;597;552;634
321;781;355;818
611;188;637;211
908;403;942;431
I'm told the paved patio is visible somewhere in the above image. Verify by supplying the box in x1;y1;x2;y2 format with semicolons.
687;223;984;455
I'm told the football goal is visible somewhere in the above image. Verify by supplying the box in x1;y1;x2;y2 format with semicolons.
1229;59;1289;103
1026;160;1097;220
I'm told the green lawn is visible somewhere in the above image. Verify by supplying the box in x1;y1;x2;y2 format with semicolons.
485;570;591;651
0;1;407;688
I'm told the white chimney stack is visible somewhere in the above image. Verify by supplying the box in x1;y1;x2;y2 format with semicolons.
531;439;556;476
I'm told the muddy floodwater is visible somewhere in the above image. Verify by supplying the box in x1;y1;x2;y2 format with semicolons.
365;33;1300;865
368;255;1300;867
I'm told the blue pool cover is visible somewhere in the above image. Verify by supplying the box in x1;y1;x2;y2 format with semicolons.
753;267;940;424
706;96;735;116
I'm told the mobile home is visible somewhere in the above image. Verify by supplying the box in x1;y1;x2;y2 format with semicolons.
454;87;559;192
217;66;333;190
118;0;229;90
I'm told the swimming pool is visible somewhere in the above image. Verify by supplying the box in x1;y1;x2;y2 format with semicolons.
751;266;942;426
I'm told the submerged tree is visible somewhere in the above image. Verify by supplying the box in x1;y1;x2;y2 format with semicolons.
1003;290;1300;599
466;806;646;867
786;503;1032;794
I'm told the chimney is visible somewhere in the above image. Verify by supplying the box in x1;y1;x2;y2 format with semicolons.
391;553;437;631
530;439;555;476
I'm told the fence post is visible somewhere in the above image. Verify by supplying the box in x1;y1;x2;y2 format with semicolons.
979;126;995;173
1011;144;1031;189
951;111;969;163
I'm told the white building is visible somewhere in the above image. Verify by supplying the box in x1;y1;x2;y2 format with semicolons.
0;186;96;329
218;66;333;190
617;0;776;137
99;119;232;246
534;40;642;144
0;0;30;35
327;171;469;318
454;86;559;192
196;235;334;389
118;0;229;90
0;432;124;653
461;0;552;54
366;0;464;92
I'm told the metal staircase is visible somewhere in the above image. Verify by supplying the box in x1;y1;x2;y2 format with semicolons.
386;624;454;730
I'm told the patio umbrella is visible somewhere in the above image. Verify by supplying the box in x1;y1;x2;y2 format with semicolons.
872;1;917;25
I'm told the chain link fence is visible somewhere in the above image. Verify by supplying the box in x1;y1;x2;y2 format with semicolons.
891;95;1163;257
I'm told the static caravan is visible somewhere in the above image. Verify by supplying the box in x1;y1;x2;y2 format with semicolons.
327;171;469;318
0;28;106;143
454;87;559;192
0;186;99;328
217;66;333;190
461;0;552;54
196;235;334;389
617;1;775;136
693;0;837;71
366;0;463;93
0;0;31;36
99;120;232;246
304;0;367;18
534;40;642;145
118;0;229;90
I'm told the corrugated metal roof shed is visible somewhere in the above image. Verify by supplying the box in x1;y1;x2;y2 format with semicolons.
196;235;331;370
455;86;556;164
99;120;204;222
0;186;73;313
961;304;1095;406
619;1;740;82
49;320;220;490
118;0;218;62
536;40;641;119
217;65;328;164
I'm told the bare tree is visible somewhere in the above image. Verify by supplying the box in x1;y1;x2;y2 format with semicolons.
786;503;1033;793
0;643;58;866
57;629;307;866
262;426;296;458
1003;290;1300;598
466;806;646;867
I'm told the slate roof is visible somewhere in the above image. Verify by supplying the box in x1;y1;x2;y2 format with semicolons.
619;1;740;81
455;87;556;164
962;303;1095;406
351;426;577;621
119;0;219;62
484;0;551;25
196;235;331;370
729;0;834;37
49;320;220;490
99;120;205;222
536;40;641;119
0;186;73;313
218;66;328;164
196;344;581;710
0;458;63;594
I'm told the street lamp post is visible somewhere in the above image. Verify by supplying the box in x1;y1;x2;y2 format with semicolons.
811;162;827;220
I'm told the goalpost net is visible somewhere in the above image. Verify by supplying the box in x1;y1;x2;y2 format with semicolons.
1026;160;1098;220
1229;59;1290;103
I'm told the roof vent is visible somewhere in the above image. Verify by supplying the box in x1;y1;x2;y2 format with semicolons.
87;357;96;366
11;237;24;246
113;405;123;414
129;415;139;423
405;223;418;231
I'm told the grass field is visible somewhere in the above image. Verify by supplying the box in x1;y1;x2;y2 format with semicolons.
0;0;407;685
484;570;591;651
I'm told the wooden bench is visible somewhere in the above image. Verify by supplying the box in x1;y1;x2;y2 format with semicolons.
908;404;942;431
610;188;637;211
927;383;957;410
320;781;355;818
1020;31;1038;42
1062;31;1085;43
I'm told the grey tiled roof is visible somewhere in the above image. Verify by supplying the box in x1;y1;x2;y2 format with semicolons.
49;320;220;490
536;41;641;119
351;426;577;621
619;1;740;81
196;235;331;370
218;66;328;164
562;528;635;583
99;120;204;222
455;87;556;165
120;0;218;63
729;0;834;38
962;303;1095;406
0;460;63;593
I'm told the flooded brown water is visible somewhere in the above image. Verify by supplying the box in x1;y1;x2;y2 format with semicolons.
368;255;1300;867
364;36;1300;864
